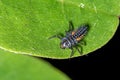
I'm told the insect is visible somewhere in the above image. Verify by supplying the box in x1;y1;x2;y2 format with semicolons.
49;21;88;58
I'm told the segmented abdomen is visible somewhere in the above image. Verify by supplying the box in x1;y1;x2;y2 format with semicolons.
65;25;88;48
73;25;88;39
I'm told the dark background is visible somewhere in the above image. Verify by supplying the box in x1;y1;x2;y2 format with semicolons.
43;22;119;80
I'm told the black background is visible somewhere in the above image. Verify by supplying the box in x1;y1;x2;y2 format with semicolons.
42;22;119;80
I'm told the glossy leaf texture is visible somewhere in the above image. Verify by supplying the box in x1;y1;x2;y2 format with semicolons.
0;0;120;58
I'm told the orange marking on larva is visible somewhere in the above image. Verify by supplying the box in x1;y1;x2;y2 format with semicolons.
76;35;84;41
72;31;75;35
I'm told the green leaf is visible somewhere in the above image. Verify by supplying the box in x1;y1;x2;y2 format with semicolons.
0;0;120;58
0;49;70;80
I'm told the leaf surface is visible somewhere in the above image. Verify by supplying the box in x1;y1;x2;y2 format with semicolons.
0;0;120;58
0;49;70;80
